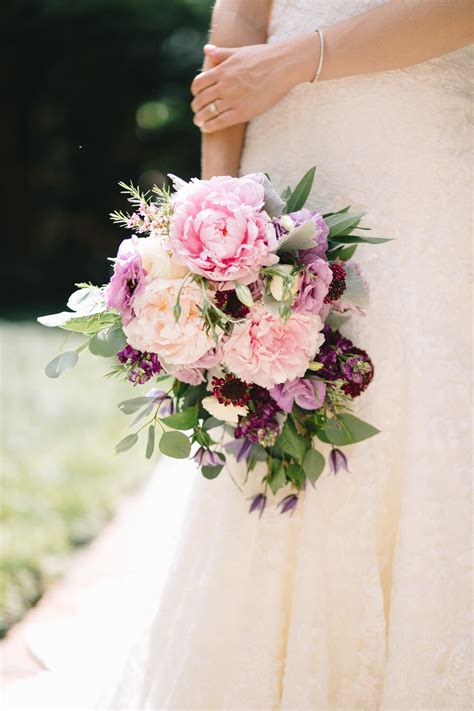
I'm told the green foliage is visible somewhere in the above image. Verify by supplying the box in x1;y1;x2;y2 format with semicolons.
284;166;316;214
0;323;151;638
159;431;191;459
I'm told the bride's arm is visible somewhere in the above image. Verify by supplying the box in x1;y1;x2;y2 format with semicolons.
198;0;272;179
192;0;473;134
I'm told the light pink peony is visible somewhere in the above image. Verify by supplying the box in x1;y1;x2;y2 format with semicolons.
169;175;278;284
164;346;223;385
222;305;325;389
124;278;214;365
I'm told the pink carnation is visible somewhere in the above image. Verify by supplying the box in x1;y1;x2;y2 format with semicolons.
169;175;278;284
222;305;325;389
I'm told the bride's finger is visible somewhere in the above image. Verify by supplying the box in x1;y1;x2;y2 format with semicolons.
199;108;240;134
193;99;228;128
191;86;221;114
190;67;220;97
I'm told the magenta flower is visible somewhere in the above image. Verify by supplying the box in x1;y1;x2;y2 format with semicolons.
270;377;326;413
105;236;146;325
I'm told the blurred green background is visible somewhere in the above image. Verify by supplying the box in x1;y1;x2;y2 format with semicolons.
1;0;212;636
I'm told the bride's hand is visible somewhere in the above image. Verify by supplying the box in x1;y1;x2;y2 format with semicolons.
191;36;317;133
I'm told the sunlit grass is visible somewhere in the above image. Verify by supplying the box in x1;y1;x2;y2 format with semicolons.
0;322;153;637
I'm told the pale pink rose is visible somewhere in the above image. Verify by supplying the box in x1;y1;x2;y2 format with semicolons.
124;278;214;365
222;305;325;389
169;175;279;284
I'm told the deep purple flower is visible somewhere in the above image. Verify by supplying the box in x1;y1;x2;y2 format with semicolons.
316;327;374;398
270;378;326;413
105;236;145;325
117;345;161;384
224;437;253;463
249;493;267;517
278;494;299;515
329;448;349;475
193;447;222;467
340;349;374;397
234;386;282;446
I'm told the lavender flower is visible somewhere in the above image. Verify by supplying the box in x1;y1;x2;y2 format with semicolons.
193;447;222;467
329;448;349;475
249;493;267;517
224;437;253;463
293;257;333;314
270;378;326;413
105;236;145;325
278;494;299;515
291;209;329;258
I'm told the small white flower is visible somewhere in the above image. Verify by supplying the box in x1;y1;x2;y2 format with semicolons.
202;396;248;424
269;264;299;302
280;215;295;231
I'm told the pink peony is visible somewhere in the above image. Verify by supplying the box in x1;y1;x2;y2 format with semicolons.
164;346;223;385
124;278;214;365
222;305;325;389
169;175;278;284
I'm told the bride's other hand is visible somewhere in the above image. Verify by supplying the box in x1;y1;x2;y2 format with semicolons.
193;0;473;135
191;36;317;133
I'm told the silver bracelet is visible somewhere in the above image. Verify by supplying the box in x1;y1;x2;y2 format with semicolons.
311;28;324;83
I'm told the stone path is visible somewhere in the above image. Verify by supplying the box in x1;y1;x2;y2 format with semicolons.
1;460;195;710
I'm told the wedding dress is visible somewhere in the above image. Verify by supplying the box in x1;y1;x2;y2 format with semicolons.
100;1;472;708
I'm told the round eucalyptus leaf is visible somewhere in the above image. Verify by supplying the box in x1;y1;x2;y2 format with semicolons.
45;351;79;378
159;431;191;459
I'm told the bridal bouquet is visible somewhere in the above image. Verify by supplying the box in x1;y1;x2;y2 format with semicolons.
39;168;390;514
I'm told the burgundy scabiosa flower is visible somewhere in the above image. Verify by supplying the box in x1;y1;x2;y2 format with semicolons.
324;263;347;303
117;344;161;384
341;348;374;397
211;373;251;407
214;289;250;319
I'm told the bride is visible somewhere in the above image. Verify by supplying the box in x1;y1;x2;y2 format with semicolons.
101;1;472;708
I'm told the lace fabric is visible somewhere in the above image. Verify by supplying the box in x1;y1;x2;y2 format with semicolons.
99;1;473;708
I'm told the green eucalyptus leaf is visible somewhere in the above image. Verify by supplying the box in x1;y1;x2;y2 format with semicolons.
303;448;325;484
145;425;155;459
45;351;79;378
327;244;358;261
202;416;221;431
201;464;223;479
159;431;191;459
118;396;154;414
61;311;121;335
285;166;316;213
89;326;126;357
161;406;199;431
115;433;139;454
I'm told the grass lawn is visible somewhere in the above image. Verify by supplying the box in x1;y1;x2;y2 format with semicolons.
0;321;153;638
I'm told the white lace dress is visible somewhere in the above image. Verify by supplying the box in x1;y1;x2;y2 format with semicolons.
102;1;473;708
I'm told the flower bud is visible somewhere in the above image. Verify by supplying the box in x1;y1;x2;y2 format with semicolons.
269;264;299;302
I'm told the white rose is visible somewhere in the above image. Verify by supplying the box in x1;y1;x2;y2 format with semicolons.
137;238;188;280
202;396;248;424
269;264;299;302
